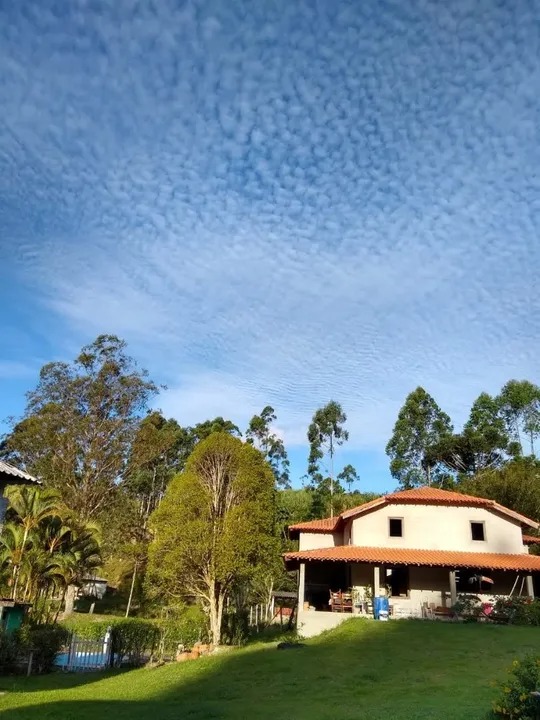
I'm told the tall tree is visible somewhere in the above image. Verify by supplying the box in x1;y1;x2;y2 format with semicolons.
190;417;241;443
458;458;540;524
146;433;277;645
497;380;540;457
246;406;290;488
307;401;349;516
124;412;189;524
0;335;158;521
386;387;453;488
337;464;360;492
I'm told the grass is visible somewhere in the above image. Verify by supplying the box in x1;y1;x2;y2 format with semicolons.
0;619;538;720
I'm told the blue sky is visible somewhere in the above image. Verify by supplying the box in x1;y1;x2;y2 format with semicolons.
1;0;540;494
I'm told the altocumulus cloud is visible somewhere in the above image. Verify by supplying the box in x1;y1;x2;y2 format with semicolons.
1;0;539;456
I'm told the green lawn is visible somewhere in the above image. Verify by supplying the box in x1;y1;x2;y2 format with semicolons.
0;619;537;720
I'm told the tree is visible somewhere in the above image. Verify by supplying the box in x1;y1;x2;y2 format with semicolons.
190;417;241;442
246;406;290;488
146;433;277;645
458;458;540;524
337;464;360;492
497;380;540;457
124;412;189;525
307;401;349;516
386;387;453;488
1;335;158;521
0;487;101;619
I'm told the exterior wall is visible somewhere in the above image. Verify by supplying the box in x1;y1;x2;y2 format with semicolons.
299;531;343;551
351;504;524;554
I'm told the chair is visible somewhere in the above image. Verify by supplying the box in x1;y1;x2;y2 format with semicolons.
330;590;353;613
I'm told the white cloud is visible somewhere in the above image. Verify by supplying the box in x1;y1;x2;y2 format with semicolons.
1;0;539;463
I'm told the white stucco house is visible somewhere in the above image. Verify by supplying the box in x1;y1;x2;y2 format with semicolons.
284;487;540;637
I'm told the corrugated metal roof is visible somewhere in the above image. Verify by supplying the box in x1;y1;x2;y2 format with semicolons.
284;545;540;572
0;461;40;485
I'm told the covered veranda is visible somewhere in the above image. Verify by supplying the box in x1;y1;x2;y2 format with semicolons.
284;545;540;636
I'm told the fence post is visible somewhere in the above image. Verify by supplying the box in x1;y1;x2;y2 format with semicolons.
26;652;33;677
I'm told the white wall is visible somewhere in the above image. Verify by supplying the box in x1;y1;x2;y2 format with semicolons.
351;504;524;554
299;531;343;551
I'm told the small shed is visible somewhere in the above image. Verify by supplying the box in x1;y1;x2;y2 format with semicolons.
0;599;31;633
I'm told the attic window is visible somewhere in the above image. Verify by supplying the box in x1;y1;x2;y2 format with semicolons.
389;518;403;537
470;522;485;542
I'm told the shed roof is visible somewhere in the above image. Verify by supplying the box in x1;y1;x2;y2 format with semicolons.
0;461;40;485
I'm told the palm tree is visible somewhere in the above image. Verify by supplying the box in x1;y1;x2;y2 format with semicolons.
5;487;63;600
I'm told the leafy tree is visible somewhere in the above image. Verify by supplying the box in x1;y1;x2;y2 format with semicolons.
146;433;277;645
1;335;158;521
458;458;540;523
124;412;189;525
190;417;241;442
307;401;349;515
246;406;290;488
497;380;540;457
0;487;101;619
386;387;453;488
337;464;360;492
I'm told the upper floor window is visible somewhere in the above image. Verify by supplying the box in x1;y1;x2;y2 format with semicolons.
389;518;403;537
470;521;485;541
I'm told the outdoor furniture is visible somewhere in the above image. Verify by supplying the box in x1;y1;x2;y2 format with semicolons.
330;591;353;613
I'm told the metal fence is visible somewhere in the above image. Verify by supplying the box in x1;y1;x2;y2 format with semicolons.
59;627;112;671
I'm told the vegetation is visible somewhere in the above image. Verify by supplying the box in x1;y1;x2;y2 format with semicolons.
146;433;277;645
246;406;290;488
491;654;540;719
1;621;540;719
386;386;453;488
0;486;100;621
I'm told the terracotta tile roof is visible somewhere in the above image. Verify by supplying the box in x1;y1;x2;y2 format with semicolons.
523;534;540;545
284;545;540;572
339;487;538;529
288;517;341;536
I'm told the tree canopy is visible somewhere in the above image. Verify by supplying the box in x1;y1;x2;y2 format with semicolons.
1;335;158;521
246;406;290;488
146;432;277;645
386;387;453;488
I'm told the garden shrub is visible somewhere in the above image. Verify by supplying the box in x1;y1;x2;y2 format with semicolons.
492;655;540;719
221;607;250;646
452;594;483;620
0;630;22;673
19;624;70;674
109;619;160;666
492;597;534;625
155;605;208;659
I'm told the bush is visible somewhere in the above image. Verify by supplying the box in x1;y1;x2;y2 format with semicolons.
110;619;160;667
19;625;70;674
221;607;250;646
0;631;22;673
155;606;208;659
452;594;483;620
492;655;540;719
492;597;534;625
61;616;159;666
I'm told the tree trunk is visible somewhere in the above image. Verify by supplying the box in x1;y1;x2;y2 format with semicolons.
62;584;78;619
208;582;225;646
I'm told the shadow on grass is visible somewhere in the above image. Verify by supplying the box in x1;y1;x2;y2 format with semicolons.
0;620;537;720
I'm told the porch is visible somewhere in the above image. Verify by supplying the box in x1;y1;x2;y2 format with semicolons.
295;559;535;637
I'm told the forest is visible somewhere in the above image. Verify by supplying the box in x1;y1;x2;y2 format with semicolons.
1;334;539;640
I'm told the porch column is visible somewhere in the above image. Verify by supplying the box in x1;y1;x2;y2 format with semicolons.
526;574;535;599
449;570;457;606
373;565;380;597
298;563;306;610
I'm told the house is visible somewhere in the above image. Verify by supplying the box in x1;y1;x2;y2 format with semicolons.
284;487;540;637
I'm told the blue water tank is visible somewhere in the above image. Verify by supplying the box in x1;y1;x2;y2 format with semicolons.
373;596;390;619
